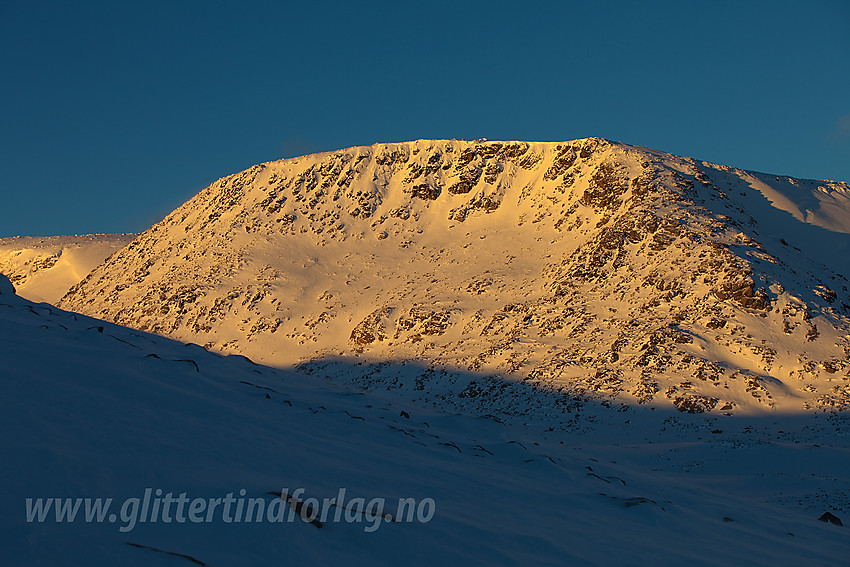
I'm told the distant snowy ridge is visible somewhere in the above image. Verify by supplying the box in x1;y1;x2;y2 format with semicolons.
0;233;135;303
59;138;850;414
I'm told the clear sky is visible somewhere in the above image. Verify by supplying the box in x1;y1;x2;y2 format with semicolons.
2;0;849;237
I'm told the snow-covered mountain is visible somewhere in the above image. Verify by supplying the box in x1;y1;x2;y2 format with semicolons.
59;139;850;415
0;234;134;303
3;274;849;565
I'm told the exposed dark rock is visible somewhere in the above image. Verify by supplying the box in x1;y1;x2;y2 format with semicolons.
714;275;770;310
672;395;719;413
544;145;577;181
408;183;441;200
350;307;394;350
583;162;630;210
395;306;453;342
818;511;843;526
447;181;474;195
483;162;503;184
814;286;837;304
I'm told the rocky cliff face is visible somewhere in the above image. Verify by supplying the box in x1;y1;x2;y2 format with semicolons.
60;138;850;414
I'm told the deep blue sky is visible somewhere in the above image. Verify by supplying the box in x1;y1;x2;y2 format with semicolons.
2;0;849;237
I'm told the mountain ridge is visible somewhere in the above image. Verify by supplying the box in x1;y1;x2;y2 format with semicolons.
0;233;136;303
59;138;850;415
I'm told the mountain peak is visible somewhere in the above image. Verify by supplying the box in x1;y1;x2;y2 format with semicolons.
60;139;850;415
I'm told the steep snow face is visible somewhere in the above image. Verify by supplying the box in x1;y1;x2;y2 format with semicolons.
4;282;850;566
60;139;850;414
0;234;135;303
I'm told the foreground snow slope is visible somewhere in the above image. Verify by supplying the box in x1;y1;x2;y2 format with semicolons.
0;234;134;303
61;139;850;414
3;276;850;565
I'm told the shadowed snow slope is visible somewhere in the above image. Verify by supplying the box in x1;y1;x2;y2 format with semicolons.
2;277;850;565
59;139;850;414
